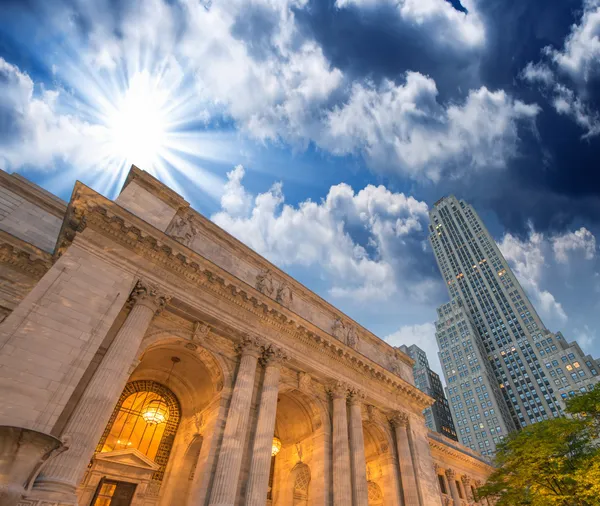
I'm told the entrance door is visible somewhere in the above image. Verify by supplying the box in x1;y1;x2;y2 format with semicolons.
91;479;137;506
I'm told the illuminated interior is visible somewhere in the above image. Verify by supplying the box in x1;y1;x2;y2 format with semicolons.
101;389;174;461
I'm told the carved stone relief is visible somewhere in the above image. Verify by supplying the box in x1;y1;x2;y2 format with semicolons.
255;268;293;306
167;213;198;247
331;317;359;349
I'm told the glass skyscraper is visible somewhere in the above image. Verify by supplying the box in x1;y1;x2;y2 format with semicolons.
429;196;599;455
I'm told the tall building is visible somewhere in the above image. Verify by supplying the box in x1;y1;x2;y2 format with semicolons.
429;195;599;455
398;344;458;441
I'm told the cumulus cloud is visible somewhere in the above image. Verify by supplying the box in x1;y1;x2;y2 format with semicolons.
335;0;485;49
212;165;435;301
522;0;600;137
0;58;107;171
320;73;540;181
384;322;444;377
499;225;598;326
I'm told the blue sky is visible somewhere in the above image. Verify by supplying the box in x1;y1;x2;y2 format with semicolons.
1;0;600;377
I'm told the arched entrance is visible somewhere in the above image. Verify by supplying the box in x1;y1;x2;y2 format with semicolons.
268;389;327;506
78;338;225;506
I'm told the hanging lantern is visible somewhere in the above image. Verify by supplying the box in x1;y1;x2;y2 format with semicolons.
271;436;282;457
142;399;169;425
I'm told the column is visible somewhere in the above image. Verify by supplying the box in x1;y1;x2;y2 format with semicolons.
208;337;262;506
348;389;369;506
245;346;287;506
329;381;352;506
33;280;170;502
461;475;474;503
446;469;461;506
391;412;420;506
380;454;402;506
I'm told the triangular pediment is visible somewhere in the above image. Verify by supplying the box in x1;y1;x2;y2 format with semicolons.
94;448;160;471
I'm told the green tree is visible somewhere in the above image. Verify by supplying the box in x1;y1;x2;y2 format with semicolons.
476;385;600;505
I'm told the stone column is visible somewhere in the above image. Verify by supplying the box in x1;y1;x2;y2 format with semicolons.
390;412;420;506
446;469;461;506
462;475;474;503
328;381;352;506
208;337;262;506
245;346;287;506
33;280;170;503
380;454;402;506
348;389;369;506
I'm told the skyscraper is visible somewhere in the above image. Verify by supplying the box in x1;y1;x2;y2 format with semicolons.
429;196;599;455
398;344;458;441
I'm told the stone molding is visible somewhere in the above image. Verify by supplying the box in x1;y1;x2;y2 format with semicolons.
428;433;494;471
0;240;52;279
0;170;67;218
121;165;189;210
348;388;366;405
57;188;432;409
129;280;171;314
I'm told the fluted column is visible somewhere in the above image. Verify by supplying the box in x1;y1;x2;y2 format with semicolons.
328;381;352;506
348;389;369;506
245;346;287;506
462;475;474;503
208;337;262;506
391;412;420;506
34;280;170;502
446;469;461;506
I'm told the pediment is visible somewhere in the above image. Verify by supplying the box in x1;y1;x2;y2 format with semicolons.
93;448;160;471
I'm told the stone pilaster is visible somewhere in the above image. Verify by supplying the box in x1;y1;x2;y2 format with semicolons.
446;469;461;506
390;412;420;506
208;336;262;506
328;381;352;506
348;389;369;506
31;280;170;504
245;345;287;506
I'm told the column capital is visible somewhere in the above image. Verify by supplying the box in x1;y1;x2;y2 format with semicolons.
129;280;171;314
348;388;366;406
445;468;456;480
443;496;453;506
389;411;409;428
461;475;471;485
327;380;350;400
236;335;264;358
261;345;288;368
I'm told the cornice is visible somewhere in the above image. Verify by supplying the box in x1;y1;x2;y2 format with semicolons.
62;182;432;410
0;229;53;278
172;208;415;368
428;432;494;470
0;171;67;218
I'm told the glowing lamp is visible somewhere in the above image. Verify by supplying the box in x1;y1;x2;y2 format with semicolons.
142;399;169;425
271;436;282;457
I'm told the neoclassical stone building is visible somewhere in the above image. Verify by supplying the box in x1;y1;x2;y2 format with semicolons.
0;167;493;506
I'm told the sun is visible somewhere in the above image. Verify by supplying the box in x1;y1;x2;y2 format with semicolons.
107;72;169;170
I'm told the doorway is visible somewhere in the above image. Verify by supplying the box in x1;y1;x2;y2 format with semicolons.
90;479;137;506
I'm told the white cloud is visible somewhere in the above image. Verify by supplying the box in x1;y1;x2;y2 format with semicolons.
335;0;485;49
320;74;540;181
0;57;108;171
522;0;600;137
212;165;435;301
550;0;600;83
499;226;568;324
220;165;252;217
384;322;444;378
499;225;598;326
552;227;597;263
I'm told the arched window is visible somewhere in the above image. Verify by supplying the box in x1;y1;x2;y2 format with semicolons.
96;380;180;482
292;463;310;505
367;481;383;506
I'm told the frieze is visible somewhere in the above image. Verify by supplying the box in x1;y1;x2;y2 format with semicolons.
0;242;52;278
63;195;432;409
167;212;198;247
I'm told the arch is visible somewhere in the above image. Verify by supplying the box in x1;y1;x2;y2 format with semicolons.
96;380;181;483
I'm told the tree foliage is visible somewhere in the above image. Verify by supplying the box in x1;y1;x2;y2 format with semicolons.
476;384;600;505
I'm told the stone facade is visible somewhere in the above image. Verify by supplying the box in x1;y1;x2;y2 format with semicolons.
0;166;493;506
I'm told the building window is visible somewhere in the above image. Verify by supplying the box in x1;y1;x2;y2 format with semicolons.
96;380;181;483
